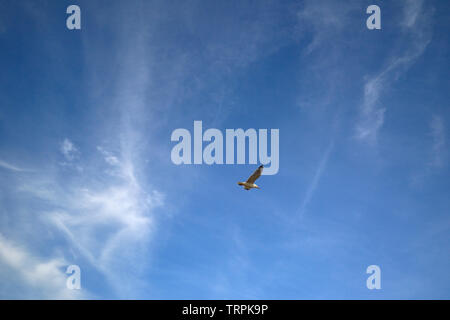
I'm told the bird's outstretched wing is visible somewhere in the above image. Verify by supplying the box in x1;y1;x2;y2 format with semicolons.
246;165;263;184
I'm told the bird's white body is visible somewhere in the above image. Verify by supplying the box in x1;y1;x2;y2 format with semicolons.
238;182;260;190
238;165;264;190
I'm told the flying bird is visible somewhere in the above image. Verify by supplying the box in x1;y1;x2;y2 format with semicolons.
238;165;263;190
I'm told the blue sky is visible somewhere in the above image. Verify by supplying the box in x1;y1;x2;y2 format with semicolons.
0;0;449;299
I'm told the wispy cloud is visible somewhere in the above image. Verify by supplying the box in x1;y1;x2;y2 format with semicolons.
97;146;120;166
410;114;447;186
429;114;446;168
356;0;433;143
0;3;166;298
46;163;164;295
60;138;79;161
47;49;165;297
402;0;425;28
298;140;334;218
355;75;386;142
10;134;164;298
0;234;87;299
43;6;168;296
0;159;26;172
296;0;356;55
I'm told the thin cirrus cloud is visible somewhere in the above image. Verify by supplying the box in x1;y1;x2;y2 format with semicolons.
0;14;166;298
59;138;83;172
0;159;26;172
298;140;334;218
47;14;165;296
97;146;120;166
43;26;166;294
355;0;433;143
8;138;164;298
1;0;448;300
0;233;87;299
296;0;356;55
429;114;446;168
60;138;79;162
46;165;164;296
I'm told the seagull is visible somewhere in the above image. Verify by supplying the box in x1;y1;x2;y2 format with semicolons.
238;165;263;190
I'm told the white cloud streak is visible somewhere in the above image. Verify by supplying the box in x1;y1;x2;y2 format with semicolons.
356;0;433;143
0;159;26;172
42;7;167;297
0;234;87;299
0;4;166;298
60;138;79;161
297;0;355;55
429;114;446;168
298;140;334;218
